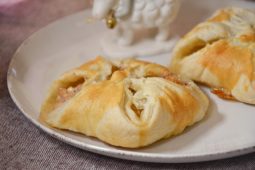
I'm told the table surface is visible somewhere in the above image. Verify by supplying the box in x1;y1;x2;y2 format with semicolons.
0;0;255;169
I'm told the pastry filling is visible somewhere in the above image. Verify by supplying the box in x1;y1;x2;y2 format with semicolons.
57;84;82;104
56;78;85;105
163;74;188;86
211;87;235;100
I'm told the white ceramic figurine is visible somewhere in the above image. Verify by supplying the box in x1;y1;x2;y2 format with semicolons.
92;0;181;58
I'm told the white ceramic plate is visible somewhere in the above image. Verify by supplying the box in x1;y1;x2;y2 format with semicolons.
7;0;255;163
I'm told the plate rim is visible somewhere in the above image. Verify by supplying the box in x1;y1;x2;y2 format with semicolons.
7;10;255;163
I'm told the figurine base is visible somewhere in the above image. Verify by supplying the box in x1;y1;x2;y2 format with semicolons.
101;33;179;58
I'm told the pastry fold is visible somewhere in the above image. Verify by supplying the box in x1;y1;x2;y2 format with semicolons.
170;7;255;104
40;57;208;148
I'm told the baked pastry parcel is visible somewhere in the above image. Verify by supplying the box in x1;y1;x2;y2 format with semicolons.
170;7;255;104
40;57;209;148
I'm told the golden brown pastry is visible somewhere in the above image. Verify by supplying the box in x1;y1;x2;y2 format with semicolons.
170;7;255;104
40;57;208;148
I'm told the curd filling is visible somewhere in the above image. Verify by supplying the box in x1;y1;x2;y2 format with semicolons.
57;84;82;104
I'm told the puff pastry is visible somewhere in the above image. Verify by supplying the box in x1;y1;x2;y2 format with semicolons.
40;57;208;148
170;7;255;104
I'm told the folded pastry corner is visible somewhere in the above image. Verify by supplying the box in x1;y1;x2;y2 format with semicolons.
40;57;209;148
170;7;255;104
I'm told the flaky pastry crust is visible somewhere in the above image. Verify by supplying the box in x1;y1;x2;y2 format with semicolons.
170;7;255;104
40;57;208;148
